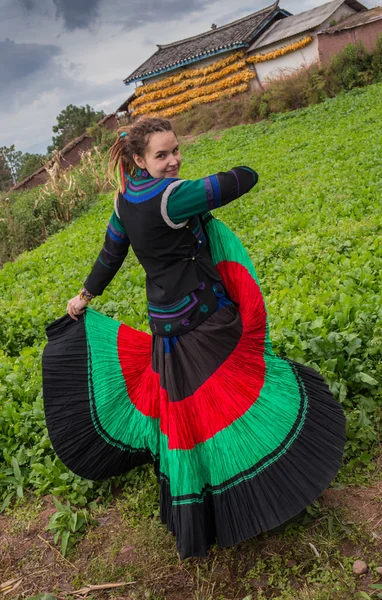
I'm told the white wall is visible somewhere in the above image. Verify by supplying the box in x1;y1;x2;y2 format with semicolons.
254;34;320;85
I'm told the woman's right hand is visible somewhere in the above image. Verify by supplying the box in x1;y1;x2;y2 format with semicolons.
67;294;89;321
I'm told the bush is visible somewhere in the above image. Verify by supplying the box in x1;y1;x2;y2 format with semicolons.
327;42;373;93
371;33;382;82
173;104;219;137
86;122;117;154
257;65;328;116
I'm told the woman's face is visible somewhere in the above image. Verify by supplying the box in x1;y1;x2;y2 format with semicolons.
133;131;182;179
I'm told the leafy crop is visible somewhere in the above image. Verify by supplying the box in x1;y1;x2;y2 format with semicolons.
0;84;381;510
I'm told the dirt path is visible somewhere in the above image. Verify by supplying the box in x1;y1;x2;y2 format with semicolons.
1;479;382;600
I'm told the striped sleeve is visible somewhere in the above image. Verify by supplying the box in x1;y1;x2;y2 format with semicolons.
166;167;258;225
83;210;130;296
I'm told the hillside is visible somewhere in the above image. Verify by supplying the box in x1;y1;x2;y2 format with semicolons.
0;83;381;599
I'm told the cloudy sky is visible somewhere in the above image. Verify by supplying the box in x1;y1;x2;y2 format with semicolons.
0;0;375;154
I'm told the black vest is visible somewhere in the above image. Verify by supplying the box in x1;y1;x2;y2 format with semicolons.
117;192;223;336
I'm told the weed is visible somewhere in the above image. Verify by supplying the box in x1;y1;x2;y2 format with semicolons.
47;497;97;556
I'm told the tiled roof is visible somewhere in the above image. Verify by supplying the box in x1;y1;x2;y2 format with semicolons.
249;0;367;49
320;5;382;32
123;1;282;84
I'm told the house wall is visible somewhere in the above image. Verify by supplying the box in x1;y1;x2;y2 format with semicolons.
59;136;94;169
102;114;119;130
253;34;320;85
318;19;382;65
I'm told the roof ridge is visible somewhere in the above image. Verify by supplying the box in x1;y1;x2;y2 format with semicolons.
157;1;279;50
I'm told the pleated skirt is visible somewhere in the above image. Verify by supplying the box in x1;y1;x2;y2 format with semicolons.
42;217;346;559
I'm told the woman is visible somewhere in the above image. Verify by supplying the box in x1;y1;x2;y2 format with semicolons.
43;117;346;559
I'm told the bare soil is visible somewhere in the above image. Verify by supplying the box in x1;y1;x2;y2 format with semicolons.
1;479;382;600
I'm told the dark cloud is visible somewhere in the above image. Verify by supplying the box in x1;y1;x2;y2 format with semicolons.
17;0;39;9
112;0;206;32
14;0;230;33
16;0;101;30
52;0;101;30
0;39;61;86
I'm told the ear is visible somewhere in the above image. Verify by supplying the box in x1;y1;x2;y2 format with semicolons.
133;153;146;169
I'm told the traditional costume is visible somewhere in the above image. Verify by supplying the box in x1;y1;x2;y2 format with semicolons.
42;167;345;559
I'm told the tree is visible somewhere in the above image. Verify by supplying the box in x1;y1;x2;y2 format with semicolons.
0;153;12;192
0;145;23;186
49;104;105;152
18;153;46;182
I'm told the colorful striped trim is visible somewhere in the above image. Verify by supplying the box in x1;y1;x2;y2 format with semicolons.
107;222;128;242
210;175;221;208
203;177;215;211
242;167;259;184
123;178;175;203
230;169;240;197
149;292;198;319
102;246;123;258
97;256;119;270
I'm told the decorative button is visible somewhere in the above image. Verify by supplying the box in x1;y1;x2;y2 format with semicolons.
164;324;172;332
200;304;209;313
181;318;190;327
213;284;225;298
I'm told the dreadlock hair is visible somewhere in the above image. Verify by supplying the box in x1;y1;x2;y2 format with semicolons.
108;117;174;194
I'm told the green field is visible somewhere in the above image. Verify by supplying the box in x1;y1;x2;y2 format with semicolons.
0;83;381;599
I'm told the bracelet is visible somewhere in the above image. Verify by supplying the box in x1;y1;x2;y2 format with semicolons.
79;288;95;303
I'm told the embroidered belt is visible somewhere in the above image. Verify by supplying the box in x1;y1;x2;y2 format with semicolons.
148;280;231;337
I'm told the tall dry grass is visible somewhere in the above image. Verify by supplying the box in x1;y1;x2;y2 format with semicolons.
0;145;112;266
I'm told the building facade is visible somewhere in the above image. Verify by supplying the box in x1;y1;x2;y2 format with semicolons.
119;0;369;117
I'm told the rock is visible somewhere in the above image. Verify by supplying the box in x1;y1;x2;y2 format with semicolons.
116;544;136;564
287;559;297;568
352;560;368;575
376;566;382;575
